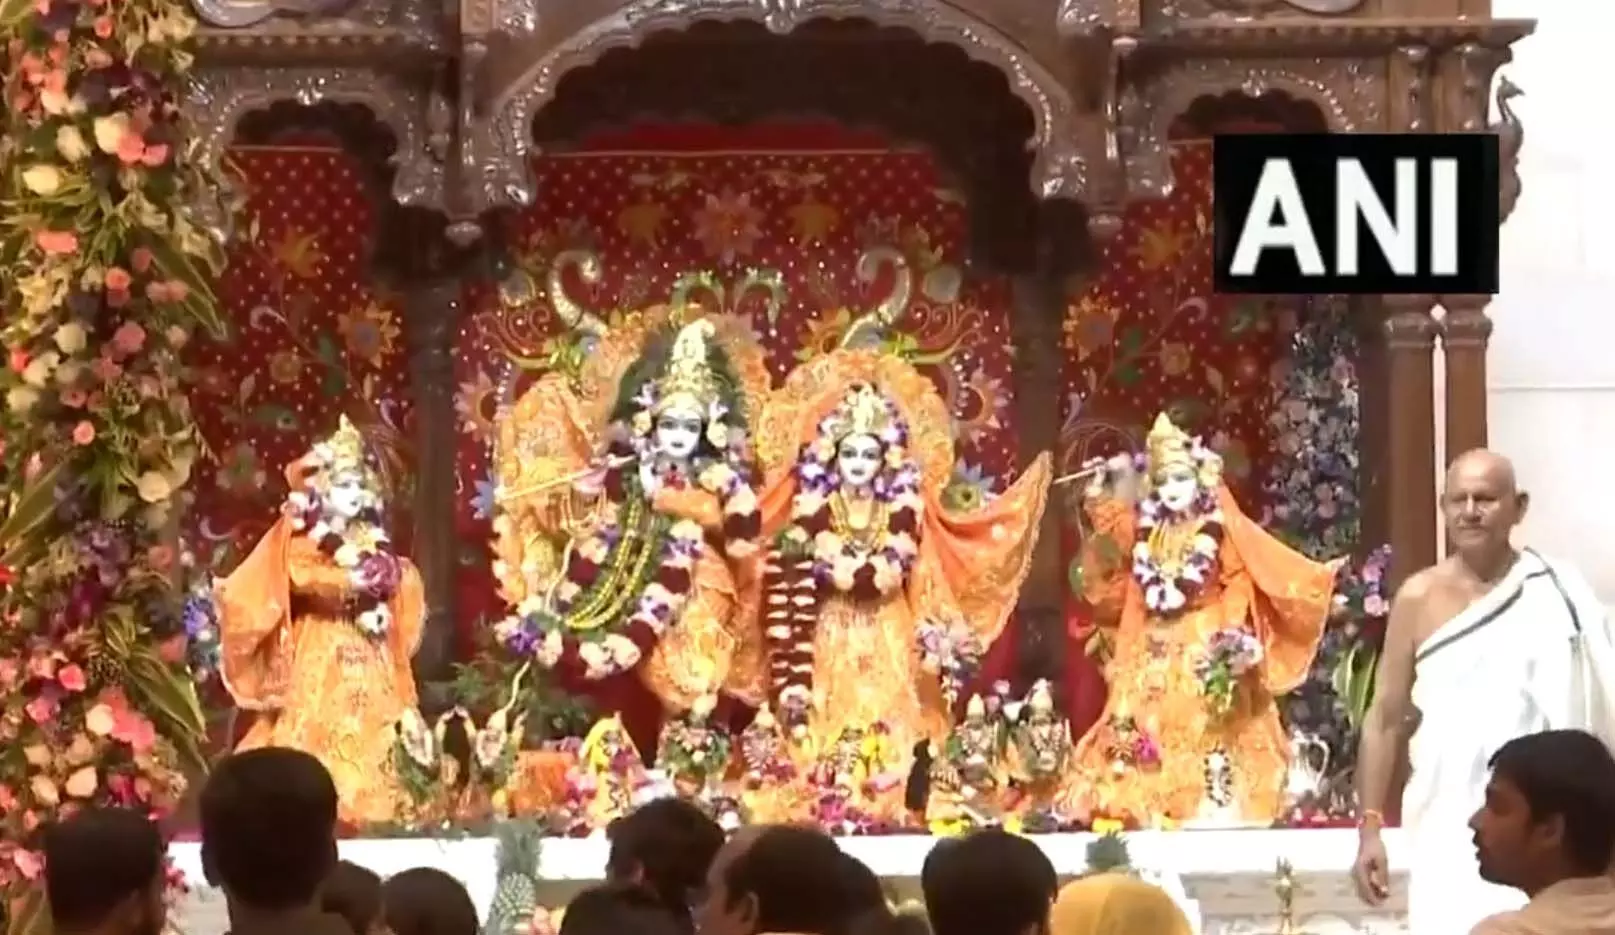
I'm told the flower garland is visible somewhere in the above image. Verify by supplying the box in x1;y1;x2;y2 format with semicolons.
1194;628;1264;717
1128;446;1224;616
0;0;221;916
284;454;404;638
497;400;762;682
764;388;922;702
915;615;985;711
1257;297;1390;793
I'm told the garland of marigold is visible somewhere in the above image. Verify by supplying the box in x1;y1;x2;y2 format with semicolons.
0;0;226;925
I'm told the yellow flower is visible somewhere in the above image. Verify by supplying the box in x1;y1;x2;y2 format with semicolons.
1092;817;1125;835
56;125;90;162
269;350;302;385
1133;222;1188;272
1157;341;1192;377
337;300;401;367
22;164;63;196
93;114;130;155
135;471;173;504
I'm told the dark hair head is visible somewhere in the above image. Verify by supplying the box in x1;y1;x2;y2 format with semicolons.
606;798;725;931
1489;729;1615;873
44;807;165;931
837;853;887;919
723;825;850;935
321;861;382;935
921;829;1057;935
382;868;479;935
199;748;338;911
848;910;932;935
560;882;684;935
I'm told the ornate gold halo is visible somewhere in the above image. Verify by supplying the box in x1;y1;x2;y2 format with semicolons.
755;350;954;492
574;305;772;435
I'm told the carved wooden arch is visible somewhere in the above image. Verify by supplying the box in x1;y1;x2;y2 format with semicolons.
480;0;1096;212
1123;59;1384;199
185;67;447;234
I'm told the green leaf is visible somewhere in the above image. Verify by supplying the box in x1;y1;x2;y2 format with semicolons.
1114;364;1141;387
145;234;226;339
1224;300;1263;336
126;651;210;775
0;458;69;564
1067;557;1085;596
1118;327;1145;353
316;333;339;364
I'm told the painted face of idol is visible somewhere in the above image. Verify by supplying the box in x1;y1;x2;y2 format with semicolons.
836;434;883;491
1154;464;1199;513
326;468;376;520
654;404;704;462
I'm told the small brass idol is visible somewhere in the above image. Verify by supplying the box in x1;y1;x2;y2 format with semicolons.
1271;858;1308;935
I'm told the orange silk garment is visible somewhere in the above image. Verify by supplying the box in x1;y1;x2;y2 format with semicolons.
215;517;424;825
1063;486;1334;824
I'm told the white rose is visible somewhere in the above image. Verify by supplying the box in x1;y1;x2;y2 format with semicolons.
55;125;89;162
52;322;87;356
21;164;62;196
22;351;59;388
539;630;565;667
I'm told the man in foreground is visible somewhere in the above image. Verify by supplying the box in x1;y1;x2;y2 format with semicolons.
694;824;861;935
200;747;348;935
1351;450;1615;935
922;829;1058;935
1470;730;1615;934
44;808;167;935
605;797;725;934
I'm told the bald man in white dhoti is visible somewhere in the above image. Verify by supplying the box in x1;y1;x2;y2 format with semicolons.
1349;450;1615;935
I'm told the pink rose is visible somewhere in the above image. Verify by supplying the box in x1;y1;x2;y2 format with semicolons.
57;663;86;692
112;321;145;355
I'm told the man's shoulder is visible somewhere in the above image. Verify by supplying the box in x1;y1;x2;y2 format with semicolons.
1394;563;1448;603
1469;908;1533;935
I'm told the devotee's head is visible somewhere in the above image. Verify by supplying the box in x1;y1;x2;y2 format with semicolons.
43;807;166;935
1048;874;1191;935
1471;729;1615;893
561;881;684;935
921;829;1058;935
200;748;338;918
321;861;385;935
381;868;479;935
696;824;850;935
1441;448;1528;559
606;797;726;933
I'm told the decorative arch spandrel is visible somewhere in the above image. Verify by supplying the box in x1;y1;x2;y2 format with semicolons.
1123;58;1385;200
473;0;1095;214
186;68;447;235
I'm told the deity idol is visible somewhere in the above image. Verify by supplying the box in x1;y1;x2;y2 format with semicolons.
215;415;424;824
754;350;1052;760
492;309;770;749
1060;413;1336;824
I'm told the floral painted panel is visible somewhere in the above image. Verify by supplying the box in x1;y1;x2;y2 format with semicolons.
184;147;414;575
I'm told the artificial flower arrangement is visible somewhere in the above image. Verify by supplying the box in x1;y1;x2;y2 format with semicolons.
0;0;226;917
659;707;733;789
1101;713;1162;775
1195;628;1264;718
1127;444;1225;616
495;378;761;682
915;614;985;711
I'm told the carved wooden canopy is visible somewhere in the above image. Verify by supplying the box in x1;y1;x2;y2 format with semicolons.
186;0;1533;247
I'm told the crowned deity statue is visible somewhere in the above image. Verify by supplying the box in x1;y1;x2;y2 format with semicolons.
1059;413;1337;825
571;713;647;829
754;350;1053;764
215;415;425;825
491;308;772;752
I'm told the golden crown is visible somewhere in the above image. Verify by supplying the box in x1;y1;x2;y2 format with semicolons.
655;319;720;413
323;414;368;473
1145;412;1195;474
835;384;891;440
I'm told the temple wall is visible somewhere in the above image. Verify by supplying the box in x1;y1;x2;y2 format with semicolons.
1462;0;1615;601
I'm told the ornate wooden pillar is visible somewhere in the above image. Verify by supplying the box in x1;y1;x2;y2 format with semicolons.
404;279;462;704
1438;295;1493;459
1381;296;1441;588
1009;261;1068;684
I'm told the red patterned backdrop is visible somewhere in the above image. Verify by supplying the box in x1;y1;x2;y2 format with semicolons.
453;123;1022;645
1057;139;1288;737
184;146;414;575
